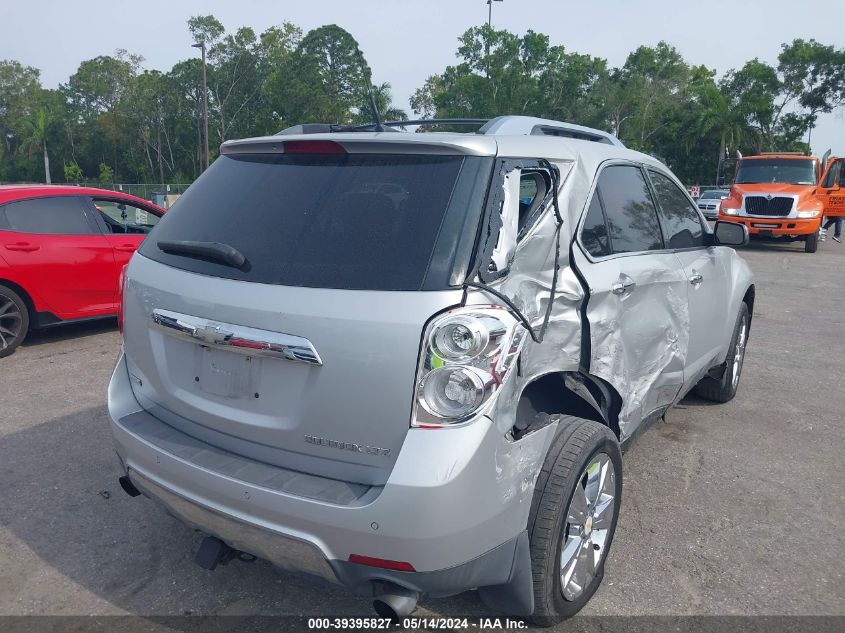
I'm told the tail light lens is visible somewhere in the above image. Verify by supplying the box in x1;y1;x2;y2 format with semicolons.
117;265;127;334
283;140;346;154
412;306;527;428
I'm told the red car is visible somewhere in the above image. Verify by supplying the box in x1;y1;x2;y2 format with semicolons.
0;185;166;357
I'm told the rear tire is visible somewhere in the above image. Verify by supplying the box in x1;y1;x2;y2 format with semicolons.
694;303;749;403
527;416;622;626
0;285;29;358
805;231;819;253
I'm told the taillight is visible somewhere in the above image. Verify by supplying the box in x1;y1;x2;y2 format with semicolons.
412;306;527;428
117;265;127;334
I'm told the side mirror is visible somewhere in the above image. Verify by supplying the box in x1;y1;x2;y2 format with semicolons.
713;221;749;246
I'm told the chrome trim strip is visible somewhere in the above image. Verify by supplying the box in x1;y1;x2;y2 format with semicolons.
150;308;323;366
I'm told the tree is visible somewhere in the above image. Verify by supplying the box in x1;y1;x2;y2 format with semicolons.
207;26;265;143
411;27;607;124
273;25;371;125
19;106;52;183
613;43;691;148
63;161;83;182
188;14;224;47
63;52;141;179
778;39;845;147
98;162;113;183
353;82;407;124
0;60;41;176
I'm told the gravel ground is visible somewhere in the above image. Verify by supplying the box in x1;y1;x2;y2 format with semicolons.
1;237;843;624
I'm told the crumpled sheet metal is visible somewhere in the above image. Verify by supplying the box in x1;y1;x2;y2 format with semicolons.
468;159;584;437
586;263;690;437
468;156;690;442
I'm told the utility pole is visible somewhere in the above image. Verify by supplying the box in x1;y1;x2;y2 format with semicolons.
485;0;503;78
487;0;503;28
192;41;209;171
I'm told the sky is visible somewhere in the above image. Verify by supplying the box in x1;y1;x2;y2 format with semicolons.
2;0;843;160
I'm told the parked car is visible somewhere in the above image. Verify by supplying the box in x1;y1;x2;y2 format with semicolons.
0;185;165;357
696;188;730;219
109;116;754;624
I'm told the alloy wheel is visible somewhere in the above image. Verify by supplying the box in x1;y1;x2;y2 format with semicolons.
731;317;748;389
0;296;23;351
559;453;616;601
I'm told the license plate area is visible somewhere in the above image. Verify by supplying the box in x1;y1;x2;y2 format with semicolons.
197;346;257;399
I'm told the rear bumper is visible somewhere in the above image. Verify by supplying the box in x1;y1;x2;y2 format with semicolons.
126;466;527;601
720;215;820;236
108;352;547;598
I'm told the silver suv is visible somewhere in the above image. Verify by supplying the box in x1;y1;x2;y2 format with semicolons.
108;116;754;624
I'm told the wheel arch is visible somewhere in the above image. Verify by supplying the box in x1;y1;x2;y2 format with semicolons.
513;370;622;440
742;284;755;332
0;278;36;328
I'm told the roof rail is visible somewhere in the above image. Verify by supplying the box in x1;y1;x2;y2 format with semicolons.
479;116;624;147
276;119;489;135
275;115;624;147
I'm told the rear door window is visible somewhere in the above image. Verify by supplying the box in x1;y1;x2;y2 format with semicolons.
140;152;489;291
2;196;97;235
648;170;706;249
580;194;611;257
596;165;664;253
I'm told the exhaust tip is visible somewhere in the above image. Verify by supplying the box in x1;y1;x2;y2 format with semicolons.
372;586;419;620
372;599;397;620
118;475;141;497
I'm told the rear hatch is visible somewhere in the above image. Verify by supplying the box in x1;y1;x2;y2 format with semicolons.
124;141;492;486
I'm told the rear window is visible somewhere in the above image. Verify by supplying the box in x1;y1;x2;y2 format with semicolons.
140;152;490;290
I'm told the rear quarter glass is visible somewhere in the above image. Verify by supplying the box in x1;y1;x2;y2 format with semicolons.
139;153;492;291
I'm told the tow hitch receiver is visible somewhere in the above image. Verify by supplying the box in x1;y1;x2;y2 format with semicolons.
194;535;256;570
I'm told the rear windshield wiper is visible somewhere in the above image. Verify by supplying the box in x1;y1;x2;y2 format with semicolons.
157;240;247;269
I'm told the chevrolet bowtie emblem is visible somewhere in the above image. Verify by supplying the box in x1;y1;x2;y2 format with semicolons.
192;324;232;345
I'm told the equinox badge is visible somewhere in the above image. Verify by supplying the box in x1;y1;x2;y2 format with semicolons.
304;435;391;457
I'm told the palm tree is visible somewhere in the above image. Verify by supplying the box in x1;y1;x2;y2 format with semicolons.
695;86;746;182
20;107;52;184
371;82;408;121
354;82;408;124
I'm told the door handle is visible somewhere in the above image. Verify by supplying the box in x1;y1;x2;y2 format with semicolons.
115;244;137;253
611;275;636;295
4;242;40;252
689;273;704;286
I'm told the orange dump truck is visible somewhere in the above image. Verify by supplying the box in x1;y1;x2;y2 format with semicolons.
719;153;825;252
